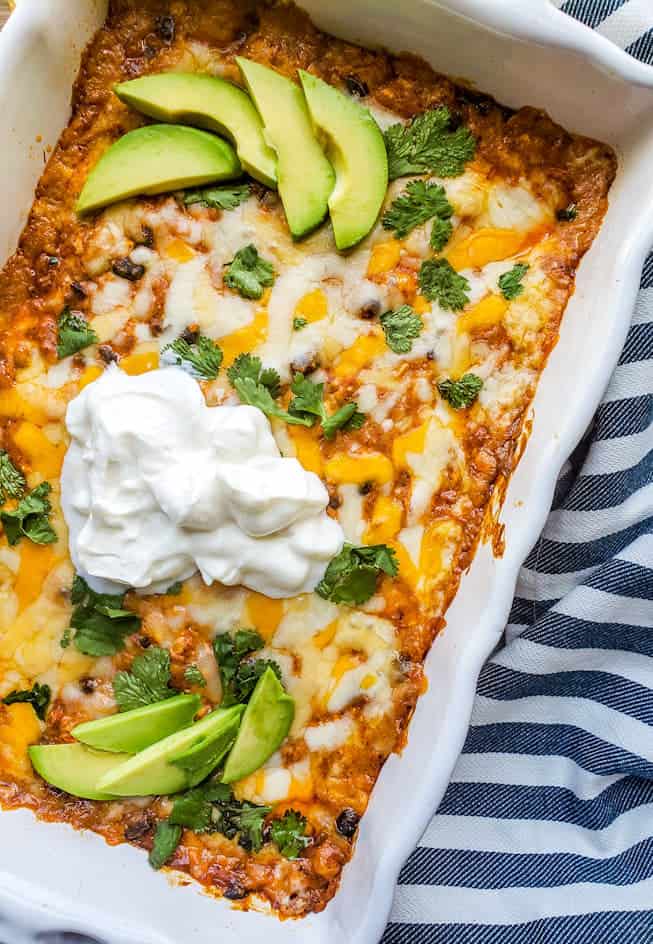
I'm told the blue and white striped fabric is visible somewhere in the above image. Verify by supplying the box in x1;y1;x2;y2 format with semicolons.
383;2;653;940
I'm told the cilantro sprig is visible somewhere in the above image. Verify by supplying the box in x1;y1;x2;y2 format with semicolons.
68;575;141;657
113;647;173;711
438;373;483;409
317;543;399;605
0;482;57;546
149;780;311;868
0;452;25;503
184;184;250;212
498;263;529;301
184;665;206;688
224;244;275;300
383;180;453;250
384;107;476;181
227;354;311;427
380;305;423;354
162;334;223;380
419;258;470;311
57;308;98;359
149;821;182;870
289;374;365;439
270;810;311;859
214;629;282;707
2;682;51;720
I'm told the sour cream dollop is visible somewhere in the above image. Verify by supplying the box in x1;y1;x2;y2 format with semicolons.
60;366;344;598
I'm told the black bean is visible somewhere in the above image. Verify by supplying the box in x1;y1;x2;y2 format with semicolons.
344;75;369;98
336;808;360;839
138;634;152;649
112;257;145;282
181;326;200;345
358;481;373;496
328;492;342;511
98;344;118;365
358;300;381;320
79;677;97;694
138;225;155;247
155;15;175;43
70;281;87;298
556;203;578;222
124;815;153;841
224;880;247;901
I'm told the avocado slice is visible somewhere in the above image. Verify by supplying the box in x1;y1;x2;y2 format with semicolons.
236;57;335;239
29;743;129;801
76;124;241;214
71;694;200;754
299;71;388;250
222;668;294;784
114;73;277;188
97;705;244;797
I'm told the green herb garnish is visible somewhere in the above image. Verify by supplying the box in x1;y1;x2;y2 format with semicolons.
438;373;483;409
213;629;282;707
289;374;365;439
113;647;173;711
227;354;313;427
0;482;57;546
0;452;25;503
169;780;271;851
382;180;453;250
149;821;182;870
183;665;206;688
166;581;183;596
316;543;398;606
384;107;476;181
498;263;529;301
2;682;51;720
69;575;141;657
56;308;98;359
162;335;223;380
224;244;275;300
293;317;308;331
379;305;423;354
419;258;470;311
270;809;311;859
184;184;250;212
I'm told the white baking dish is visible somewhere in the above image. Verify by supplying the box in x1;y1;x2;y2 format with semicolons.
1;2;652;942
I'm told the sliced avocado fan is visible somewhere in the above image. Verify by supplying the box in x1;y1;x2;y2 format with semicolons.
76;124;241;214
114;73;277;188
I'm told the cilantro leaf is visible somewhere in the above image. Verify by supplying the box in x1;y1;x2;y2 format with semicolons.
184;665;206;688
166;581;183;596
57;308;98;359
149;821;182;870
316;543;399;605
379;305;423;354
430;216;454;252
227;355;312;428
0;452;25;503
419;258;470;311
438;373;483;409
184;184;250;211
289;374;365;439
0;482;57;546
498;263;529;301
2;682;51;720
270;810;311;859
162;334;223;380
293;317;308;331
213;629;282;706
169;780;233;832
224;244;275;300
69;575;141;657
113;647;173;711
382;180;453;242
384;107;476;181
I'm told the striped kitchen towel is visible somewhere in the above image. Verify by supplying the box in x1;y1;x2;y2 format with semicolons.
383;2;653;941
